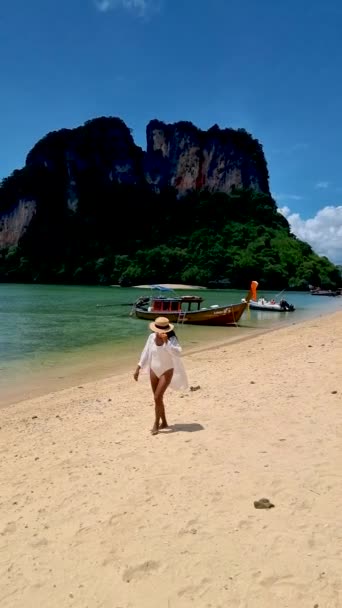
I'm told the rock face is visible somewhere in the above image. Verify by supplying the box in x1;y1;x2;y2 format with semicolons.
26;117;143;190
0;116;270;249
0;199;36;248
145;120;270;195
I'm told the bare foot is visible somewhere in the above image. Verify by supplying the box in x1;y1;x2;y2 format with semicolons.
151;424;159;435
159;422;169;430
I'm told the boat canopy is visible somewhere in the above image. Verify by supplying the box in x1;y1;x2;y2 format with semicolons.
151;294;204;313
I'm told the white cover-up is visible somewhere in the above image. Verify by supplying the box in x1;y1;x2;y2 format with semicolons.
150;341;173;378
138;333;188;391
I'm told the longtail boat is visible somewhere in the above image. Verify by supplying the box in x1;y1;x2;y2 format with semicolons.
131;287;251;326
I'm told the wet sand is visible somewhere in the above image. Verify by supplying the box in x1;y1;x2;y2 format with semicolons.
0;312;341;607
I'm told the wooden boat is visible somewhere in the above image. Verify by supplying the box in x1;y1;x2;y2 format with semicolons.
131;289;251;326
243;281;295;312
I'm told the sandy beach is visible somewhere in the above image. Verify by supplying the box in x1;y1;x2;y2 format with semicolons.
132;283;207;290
1;312;342;607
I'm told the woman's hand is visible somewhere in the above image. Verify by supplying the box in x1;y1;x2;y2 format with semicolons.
155;333;166;346
133;366;140;382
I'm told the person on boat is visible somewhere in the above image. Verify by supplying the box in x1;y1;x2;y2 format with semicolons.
133;316;188;435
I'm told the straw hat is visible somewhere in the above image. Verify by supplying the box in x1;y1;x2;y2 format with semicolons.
149;316;174;333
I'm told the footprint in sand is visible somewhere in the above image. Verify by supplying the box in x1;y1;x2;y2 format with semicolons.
30;537;49;548
107;511;128;526
102;548;117;567
252;571;309;601
259;573;295;588
122;560;160;583
1;522;17;535
237;518;254;530
178;518;200;536
177;578;211;599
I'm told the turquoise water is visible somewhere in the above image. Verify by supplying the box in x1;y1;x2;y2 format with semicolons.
1;283;341;405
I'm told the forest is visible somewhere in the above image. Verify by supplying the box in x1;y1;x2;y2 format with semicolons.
0;177;340;289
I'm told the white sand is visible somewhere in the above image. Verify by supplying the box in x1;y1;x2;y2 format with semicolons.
1;312;341;607
132;283;207;290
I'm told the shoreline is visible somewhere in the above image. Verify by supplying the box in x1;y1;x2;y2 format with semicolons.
2;284;341;409
1;311;341;607
1;309;337;409
0;314;306;409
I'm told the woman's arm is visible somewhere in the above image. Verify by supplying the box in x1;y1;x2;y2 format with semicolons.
134;334;153;380
139;334;153;367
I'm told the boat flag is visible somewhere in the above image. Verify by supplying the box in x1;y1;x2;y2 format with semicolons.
251;280;258;301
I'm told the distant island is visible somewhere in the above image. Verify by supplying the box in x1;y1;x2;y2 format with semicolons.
0;116;340;289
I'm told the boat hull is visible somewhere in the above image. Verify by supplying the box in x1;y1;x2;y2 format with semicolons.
249;301;292;312
134;301;248;326
310;291;338;296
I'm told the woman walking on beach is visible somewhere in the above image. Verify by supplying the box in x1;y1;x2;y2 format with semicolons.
134;317;188;435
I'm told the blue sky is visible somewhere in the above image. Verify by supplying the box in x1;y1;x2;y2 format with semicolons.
1;0;342;260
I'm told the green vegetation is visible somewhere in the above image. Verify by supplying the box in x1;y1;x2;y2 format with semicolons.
0;179;340;289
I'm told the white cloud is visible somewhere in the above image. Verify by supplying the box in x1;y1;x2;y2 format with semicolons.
94;0;111;11
93;0;159;17
315;181;330;189
279;205;342;263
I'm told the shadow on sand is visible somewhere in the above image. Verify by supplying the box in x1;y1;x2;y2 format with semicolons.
160;423;204;434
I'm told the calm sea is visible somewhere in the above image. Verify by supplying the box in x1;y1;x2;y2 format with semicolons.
1;283;341;405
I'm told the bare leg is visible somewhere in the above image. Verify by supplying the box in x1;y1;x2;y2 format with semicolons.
154;369;173;432
150;370;161;434
158;402;168;429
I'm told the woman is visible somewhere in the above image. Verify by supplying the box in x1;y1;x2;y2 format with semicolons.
134;316;188;435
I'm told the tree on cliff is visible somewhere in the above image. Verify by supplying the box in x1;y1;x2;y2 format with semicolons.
0;184;340;289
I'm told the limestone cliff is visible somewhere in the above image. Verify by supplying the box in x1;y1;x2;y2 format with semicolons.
0;116;270;249
0;199;36;248
145;120;270;195
25;117;144;212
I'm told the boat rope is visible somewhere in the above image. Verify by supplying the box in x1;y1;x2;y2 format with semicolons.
129;301;137;317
